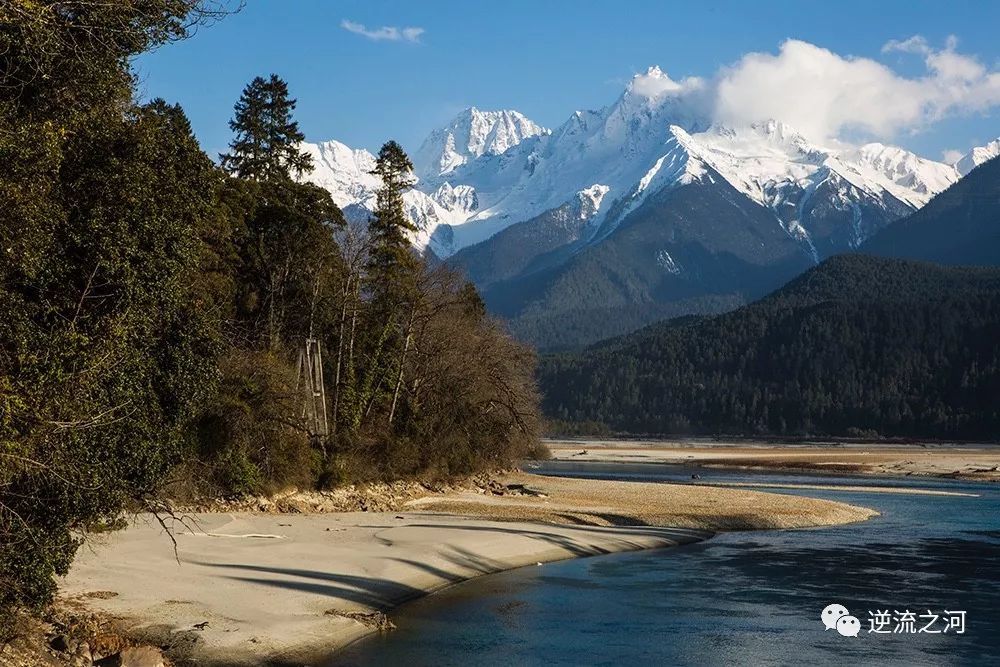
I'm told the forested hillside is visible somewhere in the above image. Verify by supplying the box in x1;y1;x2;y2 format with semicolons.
539;255;1000;439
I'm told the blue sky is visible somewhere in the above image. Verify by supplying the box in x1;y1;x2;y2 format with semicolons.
135;0;1000;161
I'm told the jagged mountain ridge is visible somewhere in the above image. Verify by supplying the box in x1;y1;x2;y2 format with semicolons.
298;67;996;348
955;139;1000;176
301;67;979;260
412;107;549;180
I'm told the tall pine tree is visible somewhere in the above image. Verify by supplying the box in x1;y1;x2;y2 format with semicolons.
367;140;419;301
220;74;312;181
350;141;422;432
219;74;343;349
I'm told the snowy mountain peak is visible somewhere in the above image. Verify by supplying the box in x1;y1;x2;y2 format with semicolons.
844;143;960;204
413;107;549;179
625;65;684;100
704;120;820;159
955;138;1000;176
301;140;378;209
751;119;810;146
300;73;979;263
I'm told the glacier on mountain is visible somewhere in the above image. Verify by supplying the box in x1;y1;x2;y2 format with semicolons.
413;107;549;180
299;66;994;261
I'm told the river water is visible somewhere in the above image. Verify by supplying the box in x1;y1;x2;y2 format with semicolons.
331;462;1000;666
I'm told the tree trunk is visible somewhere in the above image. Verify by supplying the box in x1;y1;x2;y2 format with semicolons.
388;306;416;425
331;272;352;434
268;270;279;350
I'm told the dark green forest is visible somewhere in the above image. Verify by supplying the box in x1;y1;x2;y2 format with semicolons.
0;1;539;635
540;255;1000;439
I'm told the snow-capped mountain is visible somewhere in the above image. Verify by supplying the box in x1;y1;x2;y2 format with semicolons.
864;150;1000;266
302;140;479;251
301;107;549;255
413;107;548;180
299;68;995;348
302;67;712;255
303;67;966;260
955;139;1000;176
646;123;960;259
301;139;380;211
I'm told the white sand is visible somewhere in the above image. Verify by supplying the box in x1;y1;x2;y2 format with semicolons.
62;512;708;665
545;440;1000;480
60;473;877;665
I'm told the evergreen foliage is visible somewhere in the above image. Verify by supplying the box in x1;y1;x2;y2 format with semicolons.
1;4;541;637
367;140;420;300
539;255;1000;440
0;1;234;637
220;74;313;181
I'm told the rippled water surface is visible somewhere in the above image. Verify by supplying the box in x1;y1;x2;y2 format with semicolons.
332;462;1000;666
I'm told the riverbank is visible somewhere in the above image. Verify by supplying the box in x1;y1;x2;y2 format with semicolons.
333;470;1000;666
545;440;1000;481
56;473;876;666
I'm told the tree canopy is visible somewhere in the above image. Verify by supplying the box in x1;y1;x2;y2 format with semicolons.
220;73;313;181
0;5;541;638
540;255;1000;440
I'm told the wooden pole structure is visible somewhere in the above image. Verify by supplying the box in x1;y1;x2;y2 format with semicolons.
297;337;329;456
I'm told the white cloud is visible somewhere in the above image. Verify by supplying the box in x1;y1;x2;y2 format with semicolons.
630;66;687;98
626;66;711;117
941;148;964;163
709;37;1000;143
882;35;933;56
341;19;424;43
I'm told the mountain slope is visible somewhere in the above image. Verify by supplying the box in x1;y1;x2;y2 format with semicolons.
448;185;609;289
447;119;963;348
485;166;814;349
301;140;482;254
413;107;548;180
651;123;956;260
298;73;989;349
303;72;961;262
539;255;1000;439
863;155;1000;266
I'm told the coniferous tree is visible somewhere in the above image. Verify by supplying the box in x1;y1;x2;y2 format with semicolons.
220;74;312;181
218;74;343;349
539;255;1000;440
366;140;419;300
195;75;344;491
0;6;542;638
355;141;421;429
